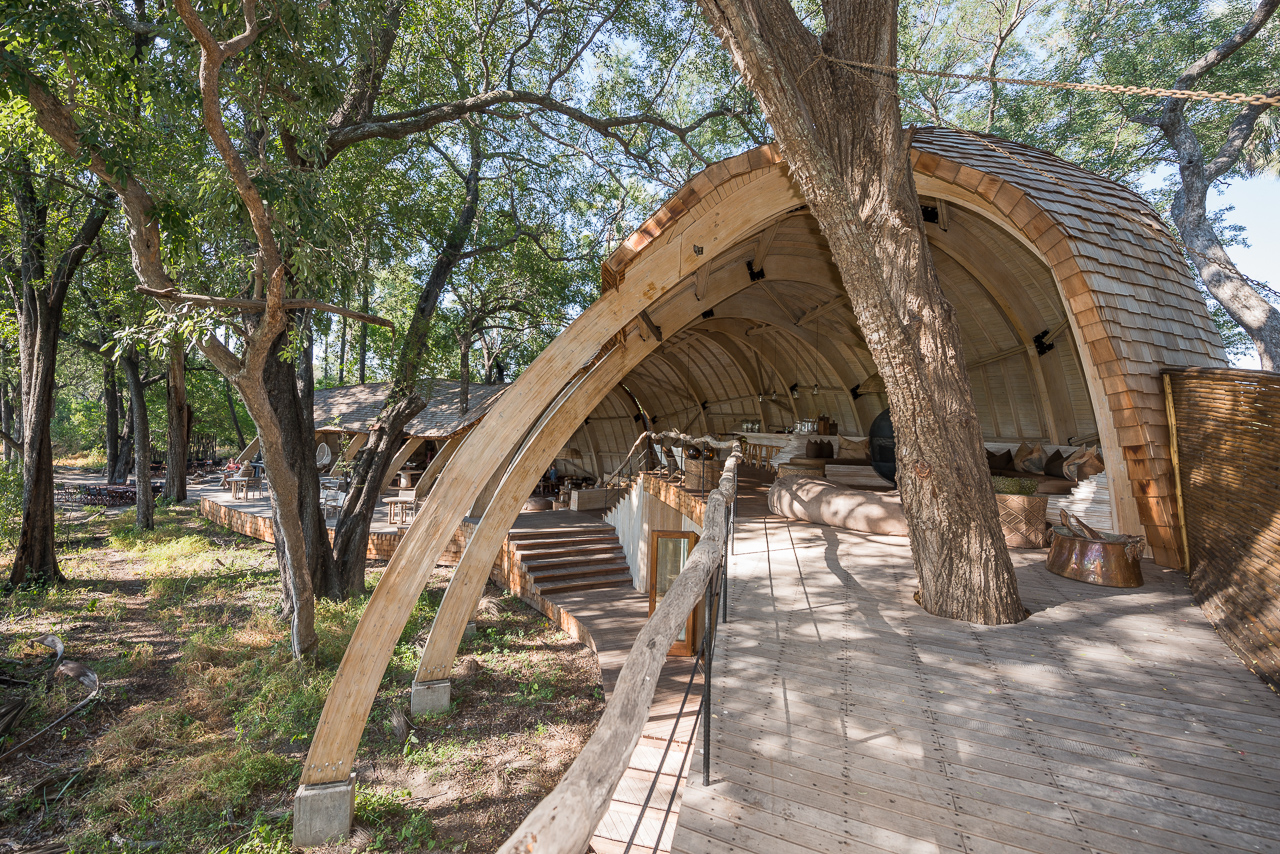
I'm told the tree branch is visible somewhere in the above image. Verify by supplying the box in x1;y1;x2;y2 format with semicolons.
135;286;395;329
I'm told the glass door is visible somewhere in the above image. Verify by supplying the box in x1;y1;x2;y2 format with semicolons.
649;530;701;656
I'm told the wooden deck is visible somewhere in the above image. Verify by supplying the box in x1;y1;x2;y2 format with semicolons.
672;513;1280;854
502;511;702;854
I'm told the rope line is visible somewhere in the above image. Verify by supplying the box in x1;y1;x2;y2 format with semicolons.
828;56;1280;107
818;56;1279;301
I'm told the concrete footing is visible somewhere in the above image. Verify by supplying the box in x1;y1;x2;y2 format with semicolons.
293;772;355;847
410;678;451;717
464;621;477;637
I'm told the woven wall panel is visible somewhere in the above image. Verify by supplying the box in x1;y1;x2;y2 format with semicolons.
1166;367;1280;689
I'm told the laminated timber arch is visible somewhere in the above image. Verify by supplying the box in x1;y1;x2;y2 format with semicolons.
301;130;1225;794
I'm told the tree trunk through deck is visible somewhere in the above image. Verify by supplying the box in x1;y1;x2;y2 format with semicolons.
164;335;188;502
695;0;1024;624
120;349;154;530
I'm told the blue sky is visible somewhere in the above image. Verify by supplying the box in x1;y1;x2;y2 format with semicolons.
1211;176;1277;368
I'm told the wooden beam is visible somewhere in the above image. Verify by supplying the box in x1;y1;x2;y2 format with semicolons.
414;432;465;499
639;309;663;342
343;432;368;461
234;436;260;465
758;283;797;324
301;162;807;788
796;294;846;327
965;344;1025;371
377;436;426;493
415;354;632;683
754;220;782;268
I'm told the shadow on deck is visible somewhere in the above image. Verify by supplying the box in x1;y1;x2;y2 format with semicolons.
672;508;1280;854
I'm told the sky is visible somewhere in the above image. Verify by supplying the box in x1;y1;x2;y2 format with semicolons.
1214;176;1277;369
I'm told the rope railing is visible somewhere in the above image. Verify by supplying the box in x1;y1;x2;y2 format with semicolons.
496;441;743;854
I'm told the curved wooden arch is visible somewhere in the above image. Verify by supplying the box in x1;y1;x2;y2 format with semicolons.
304;130;1224;798
302;172;806;786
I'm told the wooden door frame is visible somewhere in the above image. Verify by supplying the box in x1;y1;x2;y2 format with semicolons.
649;529;700;656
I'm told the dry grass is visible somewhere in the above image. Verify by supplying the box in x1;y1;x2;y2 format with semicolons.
0;504;605;853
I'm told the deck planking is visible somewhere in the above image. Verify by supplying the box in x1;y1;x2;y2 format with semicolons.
525;521;703;854
670;514;1280;854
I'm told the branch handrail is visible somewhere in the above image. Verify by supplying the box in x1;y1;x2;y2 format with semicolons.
602;429;736;488
497;441;742;854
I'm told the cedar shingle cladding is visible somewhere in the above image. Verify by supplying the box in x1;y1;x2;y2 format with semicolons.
313;380;509;439
601;128;1226;568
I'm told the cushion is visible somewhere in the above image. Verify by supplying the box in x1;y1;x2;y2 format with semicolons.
988;449;1013;472
820;440;835;459
806;439;820;458
1063;446;1105;481
768;475;908;536
838;436;871;463
1014;442;1048;474
1043;449;1066;479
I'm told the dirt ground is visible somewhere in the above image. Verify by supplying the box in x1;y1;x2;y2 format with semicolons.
0;493;604;853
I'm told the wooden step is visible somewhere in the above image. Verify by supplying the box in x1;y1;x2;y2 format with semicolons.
507;526;615;540
526;563;632;583
536;572;634;594
513;540;623;558
522;551;627;570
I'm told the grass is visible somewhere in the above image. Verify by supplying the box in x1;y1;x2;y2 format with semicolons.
0;503;604;852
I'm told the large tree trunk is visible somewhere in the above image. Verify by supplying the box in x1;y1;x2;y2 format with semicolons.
8;165;112;586
458;331;471;416
695;0;1024;623
12;306;63;585
164;334;188;501
120;349;155;530
237;332;328;655
327;133;482;589
105;357;121;480
328;395;421;595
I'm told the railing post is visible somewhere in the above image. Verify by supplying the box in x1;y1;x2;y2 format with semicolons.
702;563;714;786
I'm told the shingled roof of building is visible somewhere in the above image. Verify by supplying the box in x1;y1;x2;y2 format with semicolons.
312;380;509;440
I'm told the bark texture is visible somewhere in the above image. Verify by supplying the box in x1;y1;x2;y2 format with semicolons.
120;348;155;530
695;0;1024;623
105;356;121;482
164;335;188;501
7;165;113;586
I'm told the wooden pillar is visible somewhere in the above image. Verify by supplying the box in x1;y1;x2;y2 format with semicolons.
414;432;465;500
377;436;426;493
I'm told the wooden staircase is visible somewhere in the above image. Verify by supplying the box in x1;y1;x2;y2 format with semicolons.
507;525;633;595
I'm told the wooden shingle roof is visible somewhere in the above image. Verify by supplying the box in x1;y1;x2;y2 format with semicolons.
313;380;509;439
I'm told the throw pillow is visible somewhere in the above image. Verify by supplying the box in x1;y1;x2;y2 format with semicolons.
989;449;1013;472
820;440;835;459
1044;449;1066;479
839;436;871;462
1028;442;1049;474
805;439;819;459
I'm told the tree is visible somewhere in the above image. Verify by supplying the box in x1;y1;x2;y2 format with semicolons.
695;0;1026;623
164;334;190;503
1138;1;1279;369
898;0;1279;368
1;153;113;586
6;0;753;653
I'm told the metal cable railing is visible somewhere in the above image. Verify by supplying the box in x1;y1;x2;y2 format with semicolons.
496;441;742;854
